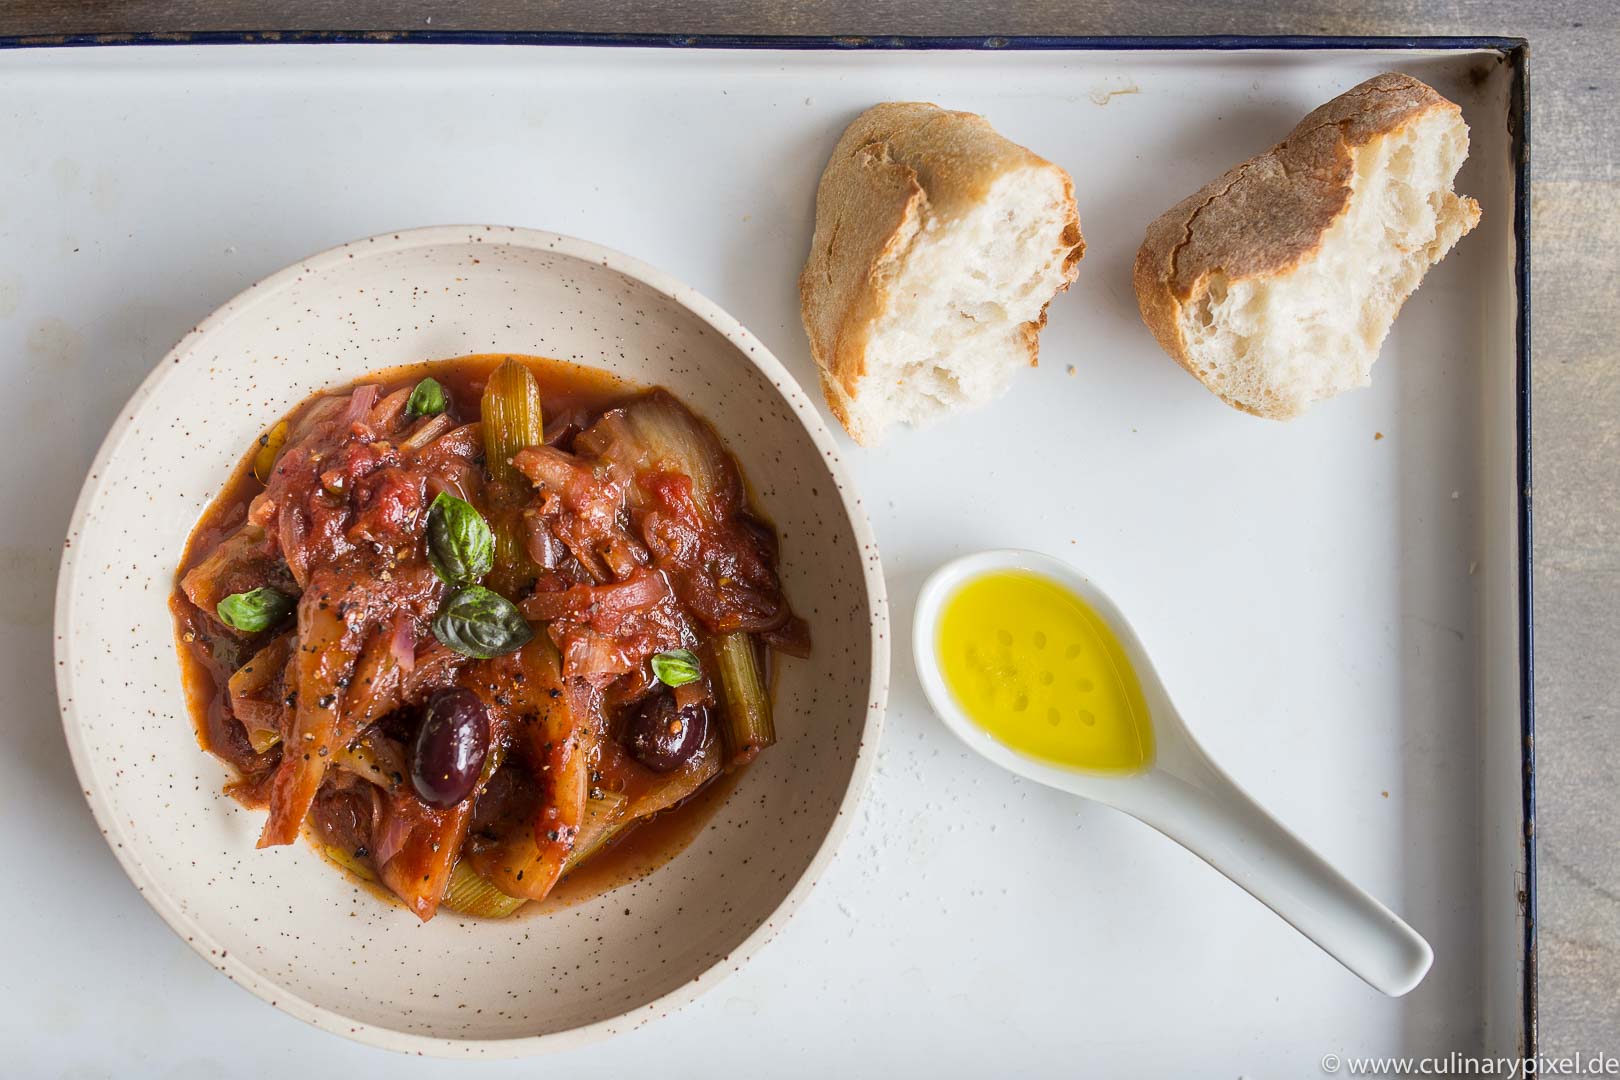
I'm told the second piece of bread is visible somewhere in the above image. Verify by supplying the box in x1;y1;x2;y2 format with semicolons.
1133;72;1482;420
800;102;1084;446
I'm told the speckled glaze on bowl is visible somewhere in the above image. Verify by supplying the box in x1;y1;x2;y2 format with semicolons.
54;226;888;1058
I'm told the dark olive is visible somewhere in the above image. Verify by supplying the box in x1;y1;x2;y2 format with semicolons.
410;688;489;808
626;691;709;773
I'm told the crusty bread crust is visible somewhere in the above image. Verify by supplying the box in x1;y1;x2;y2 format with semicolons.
799;101;1084;443
1133;72;1480;418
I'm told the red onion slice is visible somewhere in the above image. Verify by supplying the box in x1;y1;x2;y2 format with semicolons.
389;611;416;675
342;384;381;426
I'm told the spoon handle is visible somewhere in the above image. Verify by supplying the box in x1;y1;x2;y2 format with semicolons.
1117;762;1433;997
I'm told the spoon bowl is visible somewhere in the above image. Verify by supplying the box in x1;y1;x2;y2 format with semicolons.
914;549;1433;998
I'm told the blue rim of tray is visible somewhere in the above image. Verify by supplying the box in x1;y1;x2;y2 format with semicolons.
1;28;1535;1054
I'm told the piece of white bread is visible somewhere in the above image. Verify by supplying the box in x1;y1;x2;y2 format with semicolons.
1134;73;1482;420
800;102;1084;445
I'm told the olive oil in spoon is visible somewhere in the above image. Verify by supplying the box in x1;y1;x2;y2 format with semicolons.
915;549;1433;997
936;569;1154;775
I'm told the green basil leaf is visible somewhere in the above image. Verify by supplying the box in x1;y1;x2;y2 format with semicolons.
216;587;296;633
650;648;701;688
432;585;533;659
405;377;448;419
425;491;494;586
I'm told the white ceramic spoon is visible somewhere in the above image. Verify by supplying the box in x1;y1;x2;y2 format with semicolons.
913;548;1433;997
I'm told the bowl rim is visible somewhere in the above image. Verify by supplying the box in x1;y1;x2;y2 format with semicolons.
52;224;890;1058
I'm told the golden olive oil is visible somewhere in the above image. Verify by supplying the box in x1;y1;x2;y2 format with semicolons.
936;570;1154;774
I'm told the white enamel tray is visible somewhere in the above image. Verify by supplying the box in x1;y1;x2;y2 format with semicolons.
5;37;1529;1076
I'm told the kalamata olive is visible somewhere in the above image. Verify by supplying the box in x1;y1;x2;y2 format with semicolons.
625;691;709;773
410;688;489;808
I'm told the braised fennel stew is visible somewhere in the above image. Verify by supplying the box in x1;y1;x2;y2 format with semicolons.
171;354;809;921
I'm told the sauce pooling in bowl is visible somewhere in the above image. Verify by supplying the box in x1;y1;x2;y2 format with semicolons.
935;570;1153;774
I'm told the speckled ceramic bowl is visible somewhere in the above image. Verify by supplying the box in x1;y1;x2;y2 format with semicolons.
54;226;887;1057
